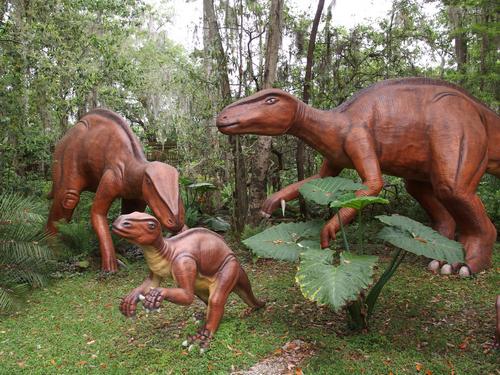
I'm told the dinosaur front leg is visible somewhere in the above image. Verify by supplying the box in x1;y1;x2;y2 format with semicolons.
120;272;161;317
321;130;383;248
143;256;197;310
91;171;122;272
261;160;341;217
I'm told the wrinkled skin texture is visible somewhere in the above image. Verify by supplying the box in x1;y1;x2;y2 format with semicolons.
112;212;265;348
47;109;185;273
217;78;500;275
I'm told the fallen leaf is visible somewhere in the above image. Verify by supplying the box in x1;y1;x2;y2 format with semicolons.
87;340;96;345
458;339;469;350
295;368;303;375
17;361;26;368
416;363;423;372
100;363;107;369
50;359;56;365
77;361;87;366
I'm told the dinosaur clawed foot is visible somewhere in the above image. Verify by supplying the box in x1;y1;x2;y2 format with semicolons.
427;260;471;278
182;328;212;354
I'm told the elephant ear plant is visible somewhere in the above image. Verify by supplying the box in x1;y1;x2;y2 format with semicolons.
243;177;464;331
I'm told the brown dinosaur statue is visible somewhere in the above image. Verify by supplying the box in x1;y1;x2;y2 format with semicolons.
47;109;185;273
112;211;265;350
216;77;500;276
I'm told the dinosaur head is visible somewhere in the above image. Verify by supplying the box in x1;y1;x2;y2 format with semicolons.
142;162;185;233
112;212;162;246
216;89;301;135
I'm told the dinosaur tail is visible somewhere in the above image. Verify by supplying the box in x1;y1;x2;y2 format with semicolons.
234;266;265;309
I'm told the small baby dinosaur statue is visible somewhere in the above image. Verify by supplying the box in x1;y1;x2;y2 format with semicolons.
112;212;265;350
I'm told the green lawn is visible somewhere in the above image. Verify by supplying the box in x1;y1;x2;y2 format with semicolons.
0;244;498;374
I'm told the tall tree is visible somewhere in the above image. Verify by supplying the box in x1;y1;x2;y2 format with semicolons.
203;0;248;233
248;0;284;224
296;0;326;216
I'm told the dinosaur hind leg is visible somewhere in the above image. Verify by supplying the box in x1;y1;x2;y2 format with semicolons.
430;118;496;274
121;198;147;215
405;179;456;239
47;188;82;234
233;266;265;309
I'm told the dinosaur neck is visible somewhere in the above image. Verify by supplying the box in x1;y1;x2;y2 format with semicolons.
142;237;172;261
288;102;340;155
123;159;147;195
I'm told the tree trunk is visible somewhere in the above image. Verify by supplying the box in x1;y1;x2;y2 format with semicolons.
447;6;468;81
248;0;284;224
296;0;325;217
203;0;248;234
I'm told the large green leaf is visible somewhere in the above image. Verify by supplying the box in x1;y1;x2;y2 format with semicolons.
296;250;378;311
299;177;366;206
376;215;464;264
242;221;323;261
330;196;389;210
187;182;216;192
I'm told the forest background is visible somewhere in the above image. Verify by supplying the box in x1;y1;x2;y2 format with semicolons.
1;0;498;229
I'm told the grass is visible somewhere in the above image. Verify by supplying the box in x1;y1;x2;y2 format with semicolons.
0;243;498;374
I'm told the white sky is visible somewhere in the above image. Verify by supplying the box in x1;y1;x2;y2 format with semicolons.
156;0;395;50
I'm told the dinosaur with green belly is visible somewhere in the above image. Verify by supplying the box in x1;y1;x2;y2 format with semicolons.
112;212;265;349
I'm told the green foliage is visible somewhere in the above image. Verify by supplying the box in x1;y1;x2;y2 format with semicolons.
331;196;390;210
298;177;366;206
296;250;378;311
202;216;231;232
376;215;464;264
0;193;53;312
243;221;323;261
55;220;98;258
243;176;465;331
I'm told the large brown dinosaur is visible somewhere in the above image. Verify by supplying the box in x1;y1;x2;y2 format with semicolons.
112;212;265;350
216;78;500;275
47;109;185;272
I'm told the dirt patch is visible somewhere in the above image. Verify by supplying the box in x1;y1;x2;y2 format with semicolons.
231;339;315;375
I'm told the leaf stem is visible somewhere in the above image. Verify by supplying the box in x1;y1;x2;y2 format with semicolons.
337;210;349;252
365;248;406;317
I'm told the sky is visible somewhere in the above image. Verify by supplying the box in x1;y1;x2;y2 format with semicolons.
155;0;395;51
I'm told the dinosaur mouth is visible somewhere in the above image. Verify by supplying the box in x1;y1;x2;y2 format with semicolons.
111;225;130;237
216;121;239;128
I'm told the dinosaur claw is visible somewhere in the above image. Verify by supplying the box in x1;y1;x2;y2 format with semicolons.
440;264;452;275
459;265;471;278
428;259;440;273
281;199;286;217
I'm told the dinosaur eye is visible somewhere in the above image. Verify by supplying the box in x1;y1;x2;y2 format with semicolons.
265;97;277;104
147;221;156;230
145;177;152;185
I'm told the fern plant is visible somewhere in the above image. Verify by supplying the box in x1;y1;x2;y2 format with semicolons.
0;192;53;312
243;177;464;330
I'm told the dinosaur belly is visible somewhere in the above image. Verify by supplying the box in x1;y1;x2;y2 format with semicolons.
194;275;216;293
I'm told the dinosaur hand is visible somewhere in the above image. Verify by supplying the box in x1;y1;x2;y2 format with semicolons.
320;222;338;248
144;288;166;310
261;195;282;217
120;289;142;317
